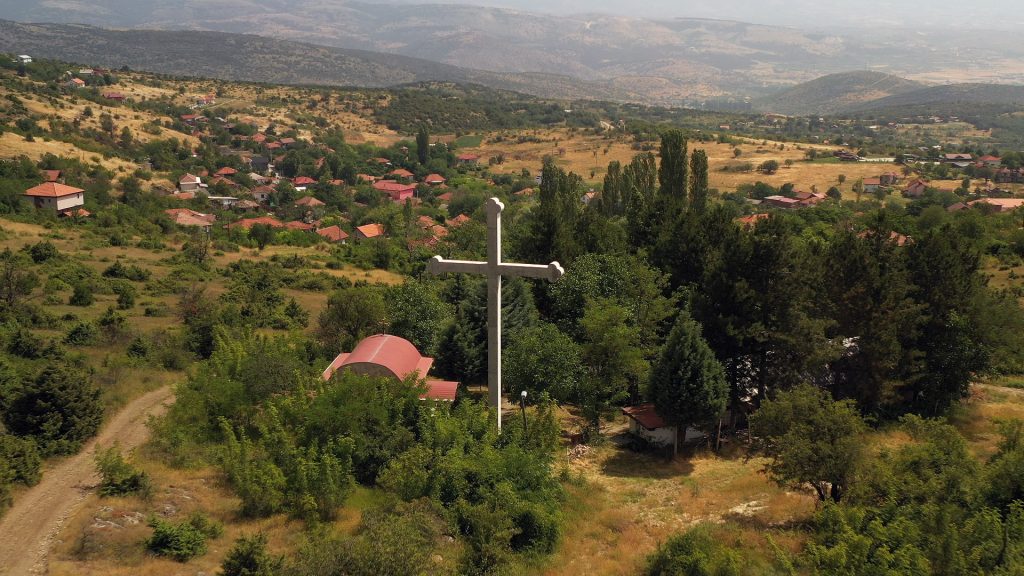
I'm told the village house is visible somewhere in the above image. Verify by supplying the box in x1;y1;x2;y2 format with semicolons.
178;173;202;192
978;155;1002;168
285;221;316;232
355;223;386;240
214;167;238;178
233;199;260;212
294;196;325;209
863;177;882;194
23;182;85;215
102;92;125;102
389;168;415;181
903;179;930;198
793;191;827;207
762;195;801;209
448;214;471;227
164;208;216;231
292;176;317;191
321;334;458;401
207;196;240;208
16;55;32;64
621;404;705;452
424;173;446;186
227;216;285;230
968;198;1024;212
251;185;275;204
316;225;349;244
64;78;86;90
373;180;417;202
943;153;974;163
456;153;481;166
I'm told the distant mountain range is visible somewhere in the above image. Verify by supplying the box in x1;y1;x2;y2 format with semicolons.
5;0;1024;103
753;71;1024;117
0;20;638;102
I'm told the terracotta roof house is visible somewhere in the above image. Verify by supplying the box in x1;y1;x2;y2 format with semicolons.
947;202;968;213
456;154;481;164
165;208;216;229
65;78;86;89
294;196;325;208
621;404;705;451
736;213;770;228
943;153;973;162
448;214;471;227
903;179;930;198
278;137;297;147
763;195;801;209
178;173;202;192
373;180;417;202
968;198;1024;212
285;221;316;231
436;191;454;203
424;174;446;186
793;191;827;206
23;182;85;215
978;155;1002;167
357;173;377;184
292;176;317;189
214;167;238;177
316;225;349;243
417;215;436;229
355;223;386;240
234;199;260;211
252;185;275;204
321;334;458;401
863;177;883;193
227;216;285;230
102;92;125;101
373;157;392;165
389;168;415;180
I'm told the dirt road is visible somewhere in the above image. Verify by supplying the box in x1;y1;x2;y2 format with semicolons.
0;386;174;575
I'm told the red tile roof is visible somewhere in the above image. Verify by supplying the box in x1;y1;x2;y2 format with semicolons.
389;168;414;179
43;170;61;182
448;214;471;227
23;182;83;198
622;404;669;430
322;334;457;401
214;167;238;176
373;180;417;194
356;223;385;239
316;225;349;242
294;196;325;207
292;176;317;186
424;173;446;184
285;221;316;231
227;216;285;230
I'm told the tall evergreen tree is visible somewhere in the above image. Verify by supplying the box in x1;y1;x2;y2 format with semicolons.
688;149;709;214
520;159;582;264
601;160;623;217
657;130;688;221
649;312;728;454
623;152;659;248
416;126;430;165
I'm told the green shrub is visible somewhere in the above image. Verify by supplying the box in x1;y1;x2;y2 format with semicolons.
2;364;103;456
221;532;282;576
64;321;97;345
8;328;44;359
25;240;59;263
0;434;42;486
102;261;152;281
146;516;209;562
95;445;151;497
69;283;94;306
645;525;741;576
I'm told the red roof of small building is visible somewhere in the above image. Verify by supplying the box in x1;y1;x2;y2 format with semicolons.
227;216;285;230
373;157;391;164
292;176;317;186
357;173;377;183
356;223;386;239
448;214;471;227
170;191;196;200
373;180;417;194
389;168;414;179
294;196;325;207
215;167;238;176
622;404;670;430
736;213;770;228
179;173;200;184
23;182;83;198
285;221;316;231
165;208;216;225
457;154;480;162
322;334;457;401
316;225;349;242
424;173;446;184
43;170;61;182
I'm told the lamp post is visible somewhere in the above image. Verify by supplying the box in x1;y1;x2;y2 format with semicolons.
520;390;528;440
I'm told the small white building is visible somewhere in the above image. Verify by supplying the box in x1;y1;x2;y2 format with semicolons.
178;173;202;192
17;55;32;64
621;404;706;453
23;182;85;215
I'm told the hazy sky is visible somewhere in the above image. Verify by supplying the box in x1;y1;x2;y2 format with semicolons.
411;0;1024;29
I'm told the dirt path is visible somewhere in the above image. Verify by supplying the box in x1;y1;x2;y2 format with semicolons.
0;386;174;576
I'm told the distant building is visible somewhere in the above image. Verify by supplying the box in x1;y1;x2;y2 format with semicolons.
16;55;32;64
316;225;349;244
178;173;202;192
355;223;386;240
23;182;85;215
621;404;705;452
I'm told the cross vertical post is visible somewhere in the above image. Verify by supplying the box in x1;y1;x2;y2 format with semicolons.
427;197;564;430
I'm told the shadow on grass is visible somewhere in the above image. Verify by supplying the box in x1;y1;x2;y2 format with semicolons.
599;440;696;479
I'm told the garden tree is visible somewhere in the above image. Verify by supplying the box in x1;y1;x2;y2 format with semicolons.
3;363;104;456
249;223;275;250
758;159;779;174
749;384;866;503
826;186;841;200
0;248;39;310
119;126;133;148
222;261;286;327
654;203;737;291
905;225;988;415
316;285;387;354
688;149;709;214
656;130;688;223
519;159;582;264
383;279;451;356
824;218;922;414
221;532;283;576
623;152;660;248
183;228;210;265
579;299;648;430
649;312;728;455
99;113;115;137
416;126;429;165
503;322;584;401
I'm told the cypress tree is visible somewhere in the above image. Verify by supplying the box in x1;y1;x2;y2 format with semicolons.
601;160;623;217
657;130;688;220
688;149;709;214
416;126;429;165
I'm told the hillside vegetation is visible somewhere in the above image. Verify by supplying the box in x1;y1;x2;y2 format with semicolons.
755;71;924;115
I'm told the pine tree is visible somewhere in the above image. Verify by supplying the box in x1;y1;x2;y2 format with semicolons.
649;312;728;454
416;126;429;165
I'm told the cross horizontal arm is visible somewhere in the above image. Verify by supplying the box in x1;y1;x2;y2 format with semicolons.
426;256;487;275
498;262;565;282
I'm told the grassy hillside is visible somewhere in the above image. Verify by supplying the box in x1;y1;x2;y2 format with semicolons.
754;71;924;115
0;20;639;102
849;83;1024;111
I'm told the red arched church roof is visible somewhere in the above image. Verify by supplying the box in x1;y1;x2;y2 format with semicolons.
322;335;456;400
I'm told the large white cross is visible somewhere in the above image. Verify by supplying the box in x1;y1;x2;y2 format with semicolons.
428;197;564;429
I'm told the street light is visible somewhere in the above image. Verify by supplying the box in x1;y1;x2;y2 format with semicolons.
520;390;528;439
